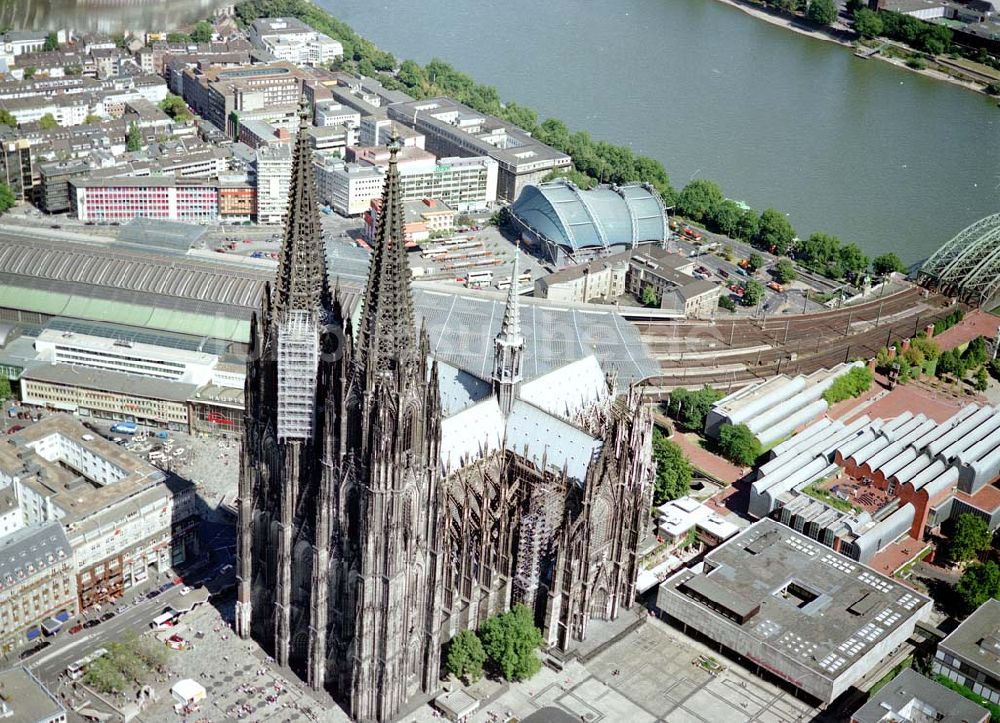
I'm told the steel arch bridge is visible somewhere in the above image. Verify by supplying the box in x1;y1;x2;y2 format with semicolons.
919;213;1000;308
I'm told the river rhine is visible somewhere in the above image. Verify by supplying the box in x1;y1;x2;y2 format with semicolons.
11;0;1000;262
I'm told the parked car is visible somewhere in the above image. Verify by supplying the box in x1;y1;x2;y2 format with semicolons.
83;620;100;629
68;624;83;635
179;586;192;596
147;590;160;600
100;612;115;622
6;425;22;435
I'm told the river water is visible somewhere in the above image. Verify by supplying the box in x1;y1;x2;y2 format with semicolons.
10;0;999;262
323;0;999;263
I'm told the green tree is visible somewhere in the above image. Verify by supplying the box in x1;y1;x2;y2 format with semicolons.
872;252;906;276
0;182;15;214
43;32;59;51
955;561;1000;614
807;0;838;25
397;59;428;89
949;514;992;564
735;209;761;243
84;114;102;124
718;423;761;466
65;64;82;76
159;94;192;122
711;199;743;238
190;20;214;43
668;386;723;432
677;179;724;223
747;252;764;272
0;373;10;399
480;604;544;682
37;113;58;130
126;122;142;152
641;285;658;307
445;630;486;683
84;655;128;693
773;257;797;284
652;429;692;505
23;66;36;79
853;8;884;37
742;279;765;307
975;366;989;392
166;32;191;43
755;208;796;255
719;295;737;312
0;108;15;127
963;336;988;368
838;242;869;279
823;366;873;404
797;232;841;272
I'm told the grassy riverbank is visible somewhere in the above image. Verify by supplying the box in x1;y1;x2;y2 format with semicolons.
713;0;999;100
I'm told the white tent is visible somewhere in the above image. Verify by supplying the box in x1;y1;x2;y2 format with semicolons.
170;679;206;706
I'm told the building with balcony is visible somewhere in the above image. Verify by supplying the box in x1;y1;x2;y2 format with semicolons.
253;143;292;224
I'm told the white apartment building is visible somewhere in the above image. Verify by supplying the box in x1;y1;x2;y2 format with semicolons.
254;144;293;224
1;416;199;611
314;152;498;215
33;329;220;385
314;101;361;129
314;156;385;216
248;17;343;66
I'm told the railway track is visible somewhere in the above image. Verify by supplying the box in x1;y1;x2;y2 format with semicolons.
637;286;958;394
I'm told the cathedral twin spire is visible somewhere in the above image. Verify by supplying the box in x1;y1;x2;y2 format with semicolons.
273;98;329;314
355;133;418;374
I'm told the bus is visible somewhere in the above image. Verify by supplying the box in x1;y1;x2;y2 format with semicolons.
150;611;175;630
495;271;532;292
465;270;493;289
66;648;108;680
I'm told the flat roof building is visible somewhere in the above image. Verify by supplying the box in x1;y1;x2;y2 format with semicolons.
2;415;199;609
656;518;931;704
0;666;66;723
932;599;1000;706
851;668;989;723
387;96;570;201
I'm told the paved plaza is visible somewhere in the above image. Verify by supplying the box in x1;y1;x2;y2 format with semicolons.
132;609;821;723
401;620;821;723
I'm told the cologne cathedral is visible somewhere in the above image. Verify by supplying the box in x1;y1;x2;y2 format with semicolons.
236;101;654;722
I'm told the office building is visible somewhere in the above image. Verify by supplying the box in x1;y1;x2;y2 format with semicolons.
932;599;1000;705
70;177;220;223
851;668;989;723
253;143;292;224
656;518;932;704
248;17;343;66
387;96;571;201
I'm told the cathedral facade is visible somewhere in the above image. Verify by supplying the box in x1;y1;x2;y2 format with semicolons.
236;104;654;722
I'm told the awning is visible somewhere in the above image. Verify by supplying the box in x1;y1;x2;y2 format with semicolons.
56;610;71;622
41;617;61;634
25;626;40;641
